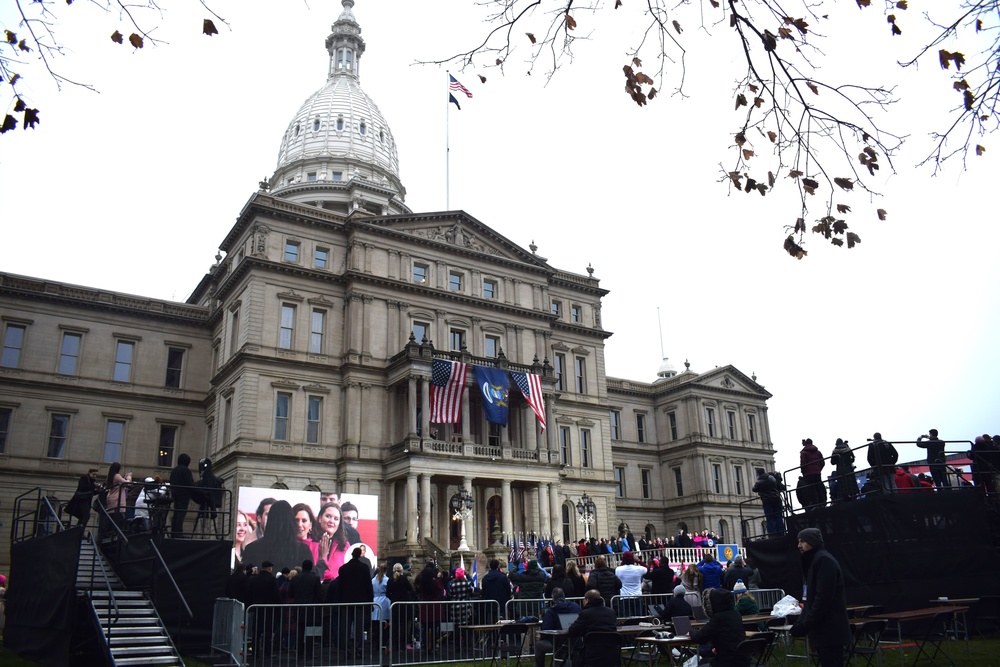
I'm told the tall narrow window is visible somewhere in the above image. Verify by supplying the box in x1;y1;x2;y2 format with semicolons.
554;354;566;391
574;357;586;393
306;396;322;444
712;463;723;493
449;271;463;291
449;328;464;352
279;305;296;349
309;310;325;354
222;397;233;446
610;410;622;440
580;429;591;468
275;393;291;440
229;307;241;355
673;467;684;497
165;347;184;388
483;279;497;299
668;411;678;441
559;427;570;466
58;332;82;375
562;505;571;543
484;334;500;358
615;467;625;497
1;324;26;368
48;414;70;458
488;423;501;447
412;263;428;283
103;420;125;463
158;425;177;467
570;305;581;323
0;407;12;454
734;466;744;495
113;340;135;383
705;407;715;437
314;247;329;269
284;241;300;262
641;469;652;499
636;414;646;443
551;301;562;317
727;410;737;439
747;414;757;443
412;321;429;344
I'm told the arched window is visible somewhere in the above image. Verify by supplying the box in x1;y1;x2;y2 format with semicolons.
718;519;728;543
359;121;367;135
271;482;289;490
294;124;300;137
313;118;320;132
336;117;344;132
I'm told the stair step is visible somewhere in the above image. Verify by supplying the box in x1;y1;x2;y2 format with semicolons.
112;646;175;656
104;618;162;627
109;635;169;646
94;608;155;616
113;656;182;666
91;590;143;598
107;626;166;636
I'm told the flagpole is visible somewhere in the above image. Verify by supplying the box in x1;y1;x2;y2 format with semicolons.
446;71;451;210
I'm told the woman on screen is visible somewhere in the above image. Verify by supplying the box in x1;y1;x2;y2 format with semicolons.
315;501;349;581
291;502;321;565
241;500;311;572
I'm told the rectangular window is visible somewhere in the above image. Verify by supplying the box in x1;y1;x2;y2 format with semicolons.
222;397;233;446
610;410;622;440
48;414;70;458
279;304;296;349
449;328;464;352
727;410;737;439
113;340;135;383
636;414;646;443
615;467;625;497
668;412;678;441
58;332;82;375
307;171;317;181
674;467;684;497
165;347;184;388
309;309;325;354
306;396;322;444
580;429;591;468
412;263;428;283
570;305;581;323
484;334;500;358
275;393;291;440
211;343;220;372
1;324;26;368
284;240;300;263
332;171;343;181
488;422;501;447
747;414;757;443
412;321;429;344
158;425;177;467
641;469;652;499
483;279;497;299
449;271;463;291
734;466;744;495
229;308;241;355
103;420;125;463
314;247;329;269
551;301;561;317
713;464;723;494
705;407;715;437
0;407;11;454
559;426;570;466
554;353;566;391
575;357;586;393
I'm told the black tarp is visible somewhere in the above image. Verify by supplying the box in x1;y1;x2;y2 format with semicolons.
5;526;82;667
748;489;1000;613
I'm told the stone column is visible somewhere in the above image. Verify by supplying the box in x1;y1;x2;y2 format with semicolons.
408;375;418;437
364;243;374;274
501;479;513;539
539;483;550;539
386;300;399;351
399;301;410;343
529;486;541;537
545;393;556;454
549;483;561;539
346;294;363;355
388;479;397;539
420;473;431;544
463;475;475;550
420;377;431;440
361;295;373;356
388;249;399;280
406;473;419;546
461;385;471;441
344;382;360;444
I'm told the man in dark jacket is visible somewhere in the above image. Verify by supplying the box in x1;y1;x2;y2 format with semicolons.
753;468;785;536
866;432;898;493
248;561;281;657
690;587;749;667
510;559;547;600
338;547;375;657
656;584;693;621
917;429;950;488
534;587;582;667
791;528;850;667
168;453;194;537
643;560;677;595
722;554;755;590
584;556;622;601
481;559;512;621
567;590;618;665
290;559;323;658
799;438;826;509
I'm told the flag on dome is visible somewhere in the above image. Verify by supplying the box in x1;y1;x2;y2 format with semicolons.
430;359;468;424
511;371;545;432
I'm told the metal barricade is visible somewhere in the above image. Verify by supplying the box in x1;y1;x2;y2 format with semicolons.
211;598;245;666
609;592;673;620
740;587;785;612
388;598;500;665
243;602;380;667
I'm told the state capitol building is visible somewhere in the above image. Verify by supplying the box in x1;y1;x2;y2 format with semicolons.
0;1;776;570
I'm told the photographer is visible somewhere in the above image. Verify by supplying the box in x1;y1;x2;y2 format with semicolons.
866;432;898;493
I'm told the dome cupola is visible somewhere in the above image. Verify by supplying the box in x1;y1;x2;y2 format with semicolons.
269;0;409;216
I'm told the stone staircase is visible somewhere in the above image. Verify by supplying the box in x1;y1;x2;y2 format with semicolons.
78;539;184;667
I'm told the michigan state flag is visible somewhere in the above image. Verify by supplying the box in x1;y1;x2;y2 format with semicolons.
474;365;509;425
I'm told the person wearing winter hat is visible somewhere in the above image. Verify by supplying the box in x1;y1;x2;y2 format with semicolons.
656;583;694;621
798;438;827;510
791;528;850;666
722;554;754;590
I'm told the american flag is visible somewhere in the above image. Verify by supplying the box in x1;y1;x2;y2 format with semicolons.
449;74;473;98
511;371;546;432
508;535;517;564
430;358;467;424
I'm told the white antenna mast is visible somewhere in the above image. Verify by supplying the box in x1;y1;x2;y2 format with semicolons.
657;307;665;358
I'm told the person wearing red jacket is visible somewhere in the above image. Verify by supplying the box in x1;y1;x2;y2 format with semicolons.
798;438;827;509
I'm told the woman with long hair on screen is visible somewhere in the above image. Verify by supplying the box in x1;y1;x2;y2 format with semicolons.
291;502;321;565
232;510;256;571
241;500;311;572
315;501;349;581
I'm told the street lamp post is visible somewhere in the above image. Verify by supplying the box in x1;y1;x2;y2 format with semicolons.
450;487;475;552
575;493;596;541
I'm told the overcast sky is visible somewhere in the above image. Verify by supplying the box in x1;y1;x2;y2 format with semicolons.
2;0;996;483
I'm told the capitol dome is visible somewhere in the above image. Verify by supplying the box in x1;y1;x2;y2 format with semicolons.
269;0;410;216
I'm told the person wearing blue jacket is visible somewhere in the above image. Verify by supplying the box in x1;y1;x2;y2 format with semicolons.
698;550;724;589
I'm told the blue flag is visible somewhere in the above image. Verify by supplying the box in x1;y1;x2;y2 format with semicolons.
474;365;509;425
471;559;478;588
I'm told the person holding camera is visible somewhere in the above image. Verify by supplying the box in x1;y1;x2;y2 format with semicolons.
866;433;898;493
917;429;950;489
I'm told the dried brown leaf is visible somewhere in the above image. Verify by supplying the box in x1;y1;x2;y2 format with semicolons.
976;145;986;156
877;209;887;220
111;30;124;44
742;149;754;160
834;177;854;190
836;204;851;214
203;19;218;36
526;32;536;44
807;82;819;95
566;14;577;30
128;33;144;49
672;20;683;34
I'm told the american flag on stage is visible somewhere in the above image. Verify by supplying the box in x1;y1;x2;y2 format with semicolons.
450;74;473;98
430;358;468;424
511;371;546;432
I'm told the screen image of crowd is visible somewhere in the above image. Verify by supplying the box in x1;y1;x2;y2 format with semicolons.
233;488;379;579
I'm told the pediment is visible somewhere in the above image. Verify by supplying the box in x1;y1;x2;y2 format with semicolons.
368;212;547;266
693;366;771;397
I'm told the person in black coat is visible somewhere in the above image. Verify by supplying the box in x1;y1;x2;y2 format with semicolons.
791;528;850;667
168;453;194;537
567;590;618;665
225;563;253;604
338;547;375;657
643;559;677;595
656;584;693;621
866;432;898;493
584;556;622;601
690;587;749;667
65;468;101;529
722;554;754;591
290;559;323;658
248;561;281;657
481;559;512;621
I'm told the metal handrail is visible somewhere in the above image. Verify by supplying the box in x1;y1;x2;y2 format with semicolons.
92;500;130;544
149;540;194;624
11;487;64;543
83;530;121;647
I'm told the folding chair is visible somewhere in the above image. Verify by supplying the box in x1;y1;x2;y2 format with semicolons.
582;631;624;667
976;595;1000;636
736;634;774;667
623;629;656;667
910;610;955;667
848;619;887;667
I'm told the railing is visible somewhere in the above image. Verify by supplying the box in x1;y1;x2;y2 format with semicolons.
149;540;194;637
244;602;381;667
10;487;65;543
735;588;786;612
388;599;501;665
567;546;746;573
211;598;246;665
82;529;121;651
